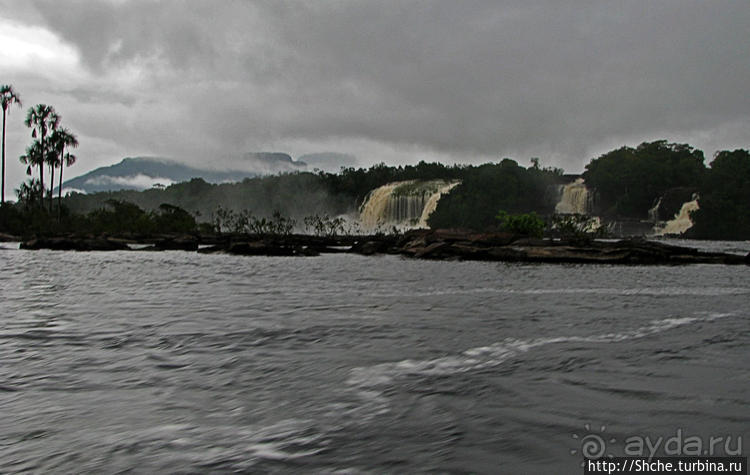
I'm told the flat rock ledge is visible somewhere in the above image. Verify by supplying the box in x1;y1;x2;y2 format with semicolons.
200;241;319;257
387;229;749;265
0;232;20;242
17;230;750;265
20;237;129;251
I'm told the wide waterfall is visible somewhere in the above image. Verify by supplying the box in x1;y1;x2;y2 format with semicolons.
359;180;460;229
555;178;592;214
654;197;699;236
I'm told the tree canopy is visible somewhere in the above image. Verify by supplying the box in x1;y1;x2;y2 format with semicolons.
427;159;562;230
583;140;705;218
690;150;750;240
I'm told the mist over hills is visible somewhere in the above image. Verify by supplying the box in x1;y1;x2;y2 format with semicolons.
297;153;358;172
61;152;351;193
63;158;245;193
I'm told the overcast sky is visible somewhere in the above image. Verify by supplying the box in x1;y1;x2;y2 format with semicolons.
1;0;748;194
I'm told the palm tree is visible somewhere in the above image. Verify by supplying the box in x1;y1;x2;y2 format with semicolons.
24;104;59;206
15;178;42;208
19;140;45;180
57;152;77;217
46;142;59;212
1;85;22;205
51;128;79;211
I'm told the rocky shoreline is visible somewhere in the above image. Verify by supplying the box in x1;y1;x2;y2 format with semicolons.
388;230;750;265
9;229;750;265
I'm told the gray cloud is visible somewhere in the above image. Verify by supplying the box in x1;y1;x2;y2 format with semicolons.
2;0;748;193
85;173;174;189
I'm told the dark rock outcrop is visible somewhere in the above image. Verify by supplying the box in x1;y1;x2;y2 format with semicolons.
227;241;295;256
16;229;749;265
353;229;749;265
21;237;129;251
0;232;19;242
154;235;199;251
197;244;225;254
350;239;392;256
225;241;320;257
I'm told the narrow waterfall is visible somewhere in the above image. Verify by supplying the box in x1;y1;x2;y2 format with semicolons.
654;197;699;236
555;178;592;214
648;197;663;222
417;182;460;227
359;180;460;229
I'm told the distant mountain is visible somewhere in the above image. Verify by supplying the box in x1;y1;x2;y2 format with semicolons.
62;153;306;193
241;152;307;174
297;153;358;172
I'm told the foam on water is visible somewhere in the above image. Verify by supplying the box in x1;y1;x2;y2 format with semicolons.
371;287;750;299
97;418;331;471
346;312;736;413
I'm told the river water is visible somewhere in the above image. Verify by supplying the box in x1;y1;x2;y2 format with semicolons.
1;240;749;473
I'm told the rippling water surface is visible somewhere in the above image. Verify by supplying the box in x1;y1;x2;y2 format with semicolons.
1;241;749;473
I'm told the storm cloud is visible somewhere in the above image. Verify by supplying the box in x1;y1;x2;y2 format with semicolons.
1;0;748;193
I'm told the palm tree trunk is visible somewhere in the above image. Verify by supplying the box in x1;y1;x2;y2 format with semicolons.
49;163;55;212
58;146;65;220
39;129;44;207
39;162;44;207
1;108;6;205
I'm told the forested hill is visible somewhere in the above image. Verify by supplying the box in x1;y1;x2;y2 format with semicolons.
581;142;750;239
62;154;308;194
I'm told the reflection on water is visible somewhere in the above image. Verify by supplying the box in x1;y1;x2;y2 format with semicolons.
0;248;748;472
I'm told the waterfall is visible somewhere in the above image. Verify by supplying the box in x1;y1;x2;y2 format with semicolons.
555;178;592;214
359;181;414;228
648;196;663;222
417;182;460;228
654;197;699;236
359;180;460;230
